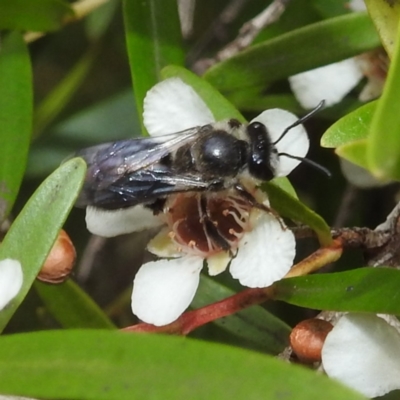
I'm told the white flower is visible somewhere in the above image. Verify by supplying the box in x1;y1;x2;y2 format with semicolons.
289;53;386;109
289;58;365;109
347;0;367;12
0;259;23;310
86;77;309;326
322;313;400;398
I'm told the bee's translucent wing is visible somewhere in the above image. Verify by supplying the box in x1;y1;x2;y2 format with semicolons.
74;127;214;209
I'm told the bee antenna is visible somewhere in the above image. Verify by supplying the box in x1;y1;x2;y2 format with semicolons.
272;100;325;145
278;152;332;178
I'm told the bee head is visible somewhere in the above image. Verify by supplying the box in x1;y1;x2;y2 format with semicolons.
247;101;330;180
245;121;278;181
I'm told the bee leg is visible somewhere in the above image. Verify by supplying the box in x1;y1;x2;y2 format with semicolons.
199;195;233;256
233;183;286;230
144;197;167;215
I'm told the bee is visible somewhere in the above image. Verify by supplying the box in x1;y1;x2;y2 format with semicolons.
74;102;328;253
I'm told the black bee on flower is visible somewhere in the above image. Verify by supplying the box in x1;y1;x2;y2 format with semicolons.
74;77;325;326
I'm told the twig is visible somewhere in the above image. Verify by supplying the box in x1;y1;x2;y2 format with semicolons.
193;0;292;73
291;226;391;250
76;234;107;283
187;0;248;64
333;183;359;228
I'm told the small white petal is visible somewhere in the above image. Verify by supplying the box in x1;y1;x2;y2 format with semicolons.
322;313;400;398
251;109;309;176
85;205;163;237
229;211;295;287
207;251;231;276
131;256;203;326
348;0;367;12
289;58;364;109
147;227;182;258
0;259;23;310
143;78;215;137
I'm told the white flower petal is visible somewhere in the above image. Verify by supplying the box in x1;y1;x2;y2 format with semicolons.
289;58;364;109
348;0;367;12
0;259;23;310
251;109;309;176
143;78;215;137
229;211;295;287
322;313;400;398
207;251;231;276
85;205;163;237
131;256;203;326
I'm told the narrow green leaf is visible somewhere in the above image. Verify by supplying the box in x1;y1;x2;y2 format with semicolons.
204;13;380;91
273;267;400;314
193;275;290;353
0;330;367;400
28;90;140;179
34;48;96;139
270;177;298;199
162;65;245;122
365;0;400;57
336;139;369;169
85;0;119;41
263;182;332;246
0;0;73;31
321;101;376;148
123;0;184;135
0;158;86;331
227;91;303;114
367;27;400;180
35;280;115;329
0;32;32;221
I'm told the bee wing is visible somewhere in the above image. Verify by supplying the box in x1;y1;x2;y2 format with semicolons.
74;127;213;209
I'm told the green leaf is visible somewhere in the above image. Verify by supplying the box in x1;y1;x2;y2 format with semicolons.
0;0;73;31
270;177;298;199
0;158;86;332
321;101;376;148
35;280;115;329
27;90;140;179
365;0;400;57
123;0;184;135
85;0;119;41
336;139;369;169
227;91;303;114
34;49;96;139
162;65;245;122
193;275;290;353
263;182;332;246
367;26;400;180
273;267;400;314
204;13;380;91
0;32;32;222
0;330;367;400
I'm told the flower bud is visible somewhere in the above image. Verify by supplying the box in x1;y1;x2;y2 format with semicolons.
38;229;76;283
290;318;333;363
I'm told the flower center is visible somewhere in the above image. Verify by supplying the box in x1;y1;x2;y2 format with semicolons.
165;192;252;257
